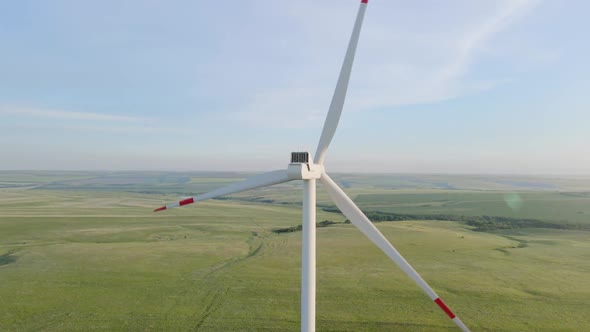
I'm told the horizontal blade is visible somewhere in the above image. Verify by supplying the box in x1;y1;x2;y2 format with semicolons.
314;0;368;165
153;169;291;212
320;172;470;332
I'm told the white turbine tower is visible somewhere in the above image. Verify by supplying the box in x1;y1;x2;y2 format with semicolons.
155;1;470;331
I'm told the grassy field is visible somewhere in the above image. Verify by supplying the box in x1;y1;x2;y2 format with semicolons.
1;172;590;331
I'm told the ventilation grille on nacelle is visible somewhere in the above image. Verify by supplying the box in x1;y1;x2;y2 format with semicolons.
291;152;309;163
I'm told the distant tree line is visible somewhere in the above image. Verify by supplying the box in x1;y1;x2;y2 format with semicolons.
321;208;590;232
272;220;349;234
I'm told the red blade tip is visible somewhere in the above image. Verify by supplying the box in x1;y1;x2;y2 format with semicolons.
154;206;167;212
179;197;194;206
434;298;456;319
361;0;368;3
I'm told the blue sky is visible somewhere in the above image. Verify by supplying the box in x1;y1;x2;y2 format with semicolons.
1;0;588;174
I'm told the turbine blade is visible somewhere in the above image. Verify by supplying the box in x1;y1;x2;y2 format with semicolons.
320;172;470;332
153;170;291;212
314;0;368;165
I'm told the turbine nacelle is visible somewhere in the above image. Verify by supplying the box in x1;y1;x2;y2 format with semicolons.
288;151;323;180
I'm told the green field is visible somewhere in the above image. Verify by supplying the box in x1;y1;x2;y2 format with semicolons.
1;172;590;331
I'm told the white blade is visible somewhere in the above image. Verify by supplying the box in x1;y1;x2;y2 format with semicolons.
154;170;291;212
314;0;368;165
320;172;470;332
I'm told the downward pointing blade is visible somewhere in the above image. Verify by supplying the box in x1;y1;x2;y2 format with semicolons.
320;172;470;332
153;170;291;212
314;0;368;165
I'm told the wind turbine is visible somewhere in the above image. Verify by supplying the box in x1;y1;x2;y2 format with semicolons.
154;1;470;331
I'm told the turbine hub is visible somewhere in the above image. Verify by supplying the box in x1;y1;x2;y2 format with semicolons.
287;152;322;180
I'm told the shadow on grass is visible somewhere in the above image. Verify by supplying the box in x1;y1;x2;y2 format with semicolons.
0;251;17;266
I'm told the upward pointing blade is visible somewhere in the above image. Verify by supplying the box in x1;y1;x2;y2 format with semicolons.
314;0;368;165
320;172;470;332
153;170;291;212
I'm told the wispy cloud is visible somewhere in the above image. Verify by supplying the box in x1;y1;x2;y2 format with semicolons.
428;0;539;92
0;106;147;122
0;121;180;134
0;106;184;135
348;0;540;110
231;0;540;128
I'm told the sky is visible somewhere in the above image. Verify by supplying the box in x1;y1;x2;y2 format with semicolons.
1;0;589;174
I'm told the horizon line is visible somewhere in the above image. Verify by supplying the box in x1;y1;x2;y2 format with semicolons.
1;169;589;177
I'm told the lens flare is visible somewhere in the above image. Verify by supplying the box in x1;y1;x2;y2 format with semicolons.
504;193;523;211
